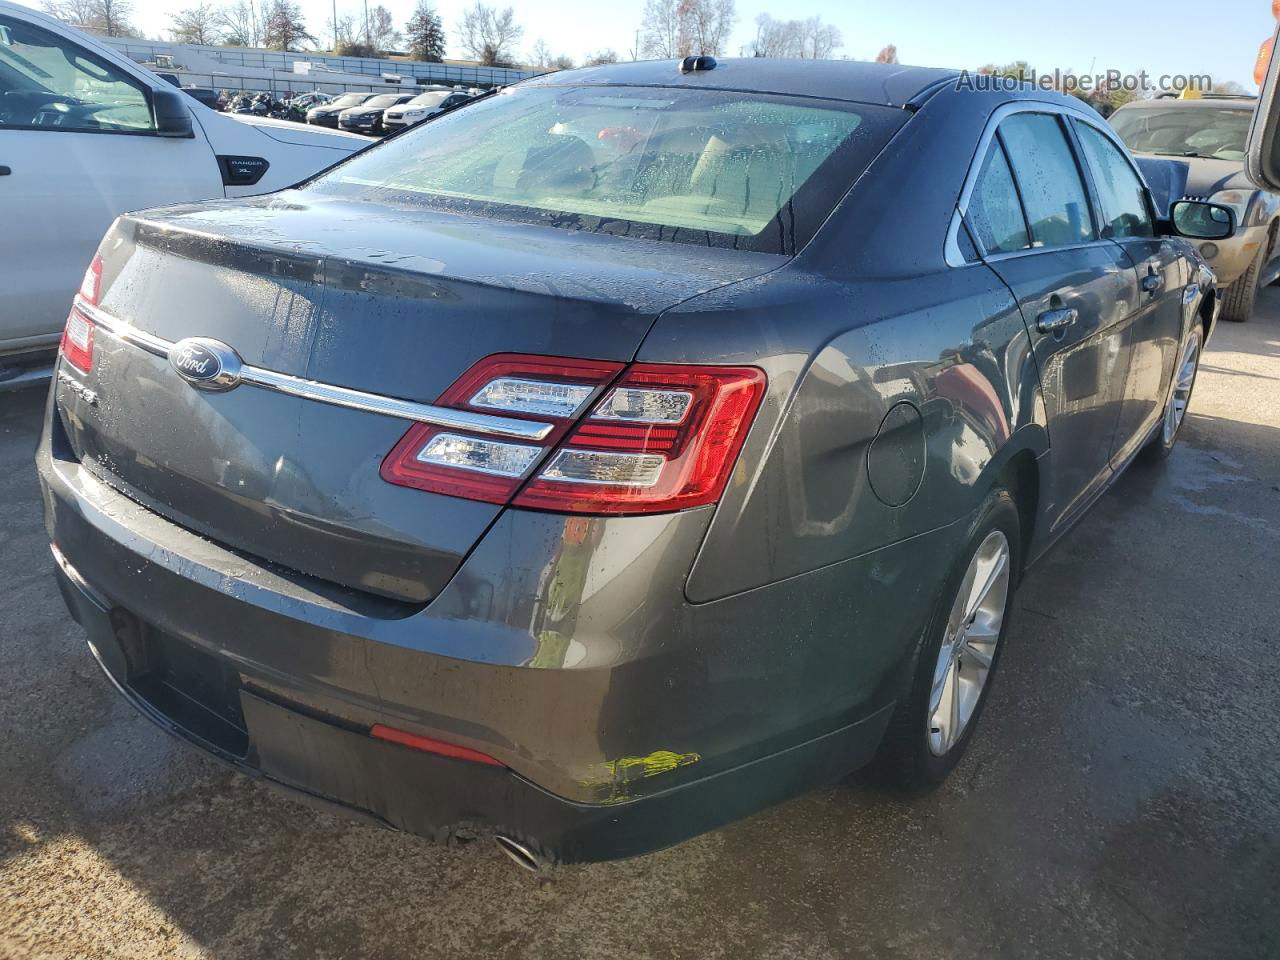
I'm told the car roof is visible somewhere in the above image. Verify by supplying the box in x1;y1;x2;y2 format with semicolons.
519;58;961;109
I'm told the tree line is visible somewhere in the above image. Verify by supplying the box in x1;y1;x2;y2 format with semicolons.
40;0;859;70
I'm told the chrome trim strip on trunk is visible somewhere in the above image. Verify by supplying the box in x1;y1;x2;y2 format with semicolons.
75;299;555;442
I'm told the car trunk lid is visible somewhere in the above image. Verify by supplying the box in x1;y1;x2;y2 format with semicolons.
58;193;781;603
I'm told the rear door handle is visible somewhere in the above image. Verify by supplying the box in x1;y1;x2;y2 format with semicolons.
0;166;10;176
1142;273;1163;293
1036;307;1078;333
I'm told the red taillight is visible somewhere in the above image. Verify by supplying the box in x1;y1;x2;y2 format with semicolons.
380;354;766;515
380;354;624;504
370;724;503;766
60;256;101;374
60;307;94;374
515;364;766;514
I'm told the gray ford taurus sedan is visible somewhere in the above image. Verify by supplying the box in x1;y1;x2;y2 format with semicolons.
38;57;1233;868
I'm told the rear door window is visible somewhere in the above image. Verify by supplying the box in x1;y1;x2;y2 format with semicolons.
965;140;1030;255
999;112;1095;248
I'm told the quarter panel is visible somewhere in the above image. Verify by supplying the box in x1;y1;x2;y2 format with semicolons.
646;266;1038;603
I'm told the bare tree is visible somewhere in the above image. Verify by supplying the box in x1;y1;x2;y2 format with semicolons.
41;0;100;27
528;39;576;70
218;0;261;47
747;13;841;59
326;13;373;54
747;14;797;57
681;0;734;57
457;3;522;66
169;2;222;44
640;0;734;59
367;4;400;52
874;44;898;64
584;49;619;65
799;17;840;59
44;0;136;35
97;0;134;36
639;0;680;58
405;2;446;62
261;0;312;51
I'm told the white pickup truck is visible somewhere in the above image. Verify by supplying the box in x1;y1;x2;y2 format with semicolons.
0;1;368;382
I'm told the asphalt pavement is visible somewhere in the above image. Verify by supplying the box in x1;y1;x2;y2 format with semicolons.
2;291;1278;959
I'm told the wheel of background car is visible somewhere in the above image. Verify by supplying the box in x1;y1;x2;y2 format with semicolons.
1221;244;1264;323
875;488;1021;790
1142;326;1202;462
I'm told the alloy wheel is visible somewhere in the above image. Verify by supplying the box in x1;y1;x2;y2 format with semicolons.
927;529;1010;756
1162;332;1201;446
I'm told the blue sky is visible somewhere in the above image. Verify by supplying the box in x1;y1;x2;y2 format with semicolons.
19;0;1276;88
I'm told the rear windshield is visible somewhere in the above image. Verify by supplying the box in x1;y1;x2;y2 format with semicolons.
309;85;904;254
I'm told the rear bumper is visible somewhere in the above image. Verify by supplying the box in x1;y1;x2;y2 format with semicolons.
53;551;890;863
36;392;950;861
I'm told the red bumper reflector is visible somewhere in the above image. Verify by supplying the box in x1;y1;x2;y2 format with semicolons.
370;723;504;766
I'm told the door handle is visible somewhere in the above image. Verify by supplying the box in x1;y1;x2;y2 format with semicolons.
1142;272;1163;293
1036;307;1078;333
0;166;10;176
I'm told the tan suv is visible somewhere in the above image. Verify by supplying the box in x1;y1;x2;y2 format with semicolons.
1111;95;1279;321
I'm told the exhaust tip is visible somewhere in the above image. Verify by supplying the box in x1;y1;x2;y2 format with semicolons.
495;834;542;874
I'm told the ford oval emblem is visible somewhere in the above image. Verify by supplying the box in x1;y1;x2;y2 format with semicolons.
168;338;243;391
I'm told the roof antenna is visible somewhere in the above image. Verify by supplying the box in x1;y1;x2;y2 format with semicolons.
678;55;717;73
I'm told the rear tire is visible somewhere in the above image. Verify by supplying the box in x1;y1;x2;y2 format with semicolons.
1221;245;1264;323
876;489;1021;791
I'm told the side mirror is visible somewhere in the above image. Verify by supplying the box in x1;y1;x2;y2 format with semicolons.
1248;22;1280;190
1169;200;1235;240
152;87;193;138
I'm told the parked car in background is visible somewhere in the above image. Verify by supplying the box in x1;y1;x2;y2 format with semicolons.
306;91;376;128
338;92;415;135
382;89;475;132
0;0;367;378
290;91;330;111
1111;95;1279;321
40;58;1232;867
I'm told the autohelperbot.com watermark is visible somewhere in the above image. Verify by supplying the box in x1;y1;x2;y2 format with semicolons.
955;69;1214;96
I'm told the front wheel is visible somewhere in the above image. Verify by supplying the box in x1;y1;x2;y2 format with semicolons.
876;489;1021;790
1141;327;1201;462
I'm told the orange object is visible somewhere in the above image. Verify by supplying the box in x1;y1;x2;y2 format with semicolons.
1257;36;1275;87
